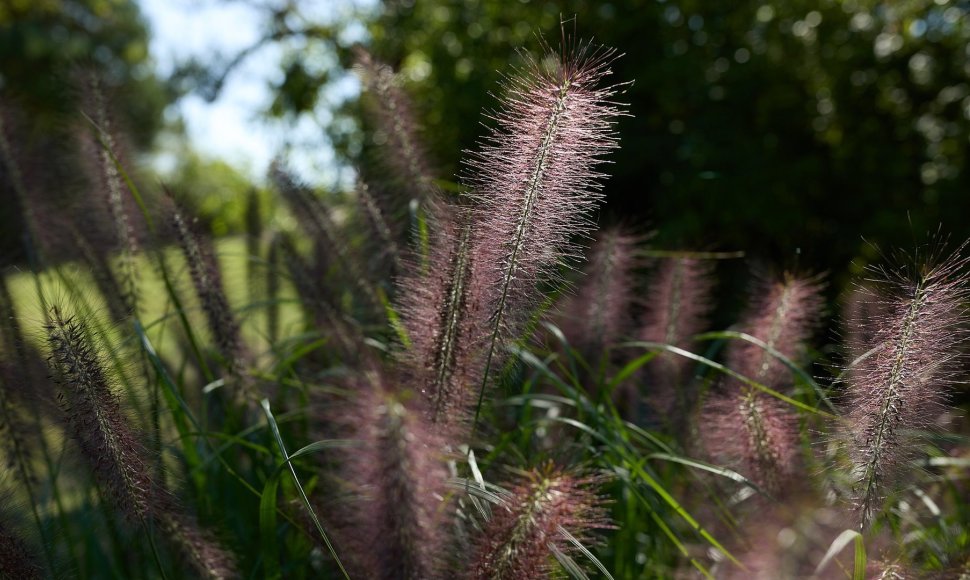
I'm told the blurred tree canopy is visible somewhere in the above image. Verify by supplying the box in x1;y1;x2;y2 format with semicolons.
0;0;168;146
7;0;970;288
353;0;970;287
0;0;171;265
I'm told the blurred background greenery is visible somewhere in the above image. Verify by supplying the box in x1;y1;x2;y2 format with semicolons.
3;0;970;294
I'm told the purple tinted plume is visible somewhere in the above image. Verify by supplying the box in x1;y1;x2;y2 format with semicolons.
701;389;802;494
355;178;402;274
557;227;639;358
702;273;824;493
726;272;825;390
394;38;624;431
332;370;450;579
396;202;487;427
270;162;381;311
169;198;250;383
468;39;622;299
638;257;715;422
845;248;970;529
465;38;624;422
463;465;610;580
78;73;141;315
45;307;158;521
354;47;436;203
45;307;237;579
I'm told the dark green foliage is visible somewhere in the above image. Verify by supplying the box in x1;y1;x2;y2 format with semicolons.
363;0;970;286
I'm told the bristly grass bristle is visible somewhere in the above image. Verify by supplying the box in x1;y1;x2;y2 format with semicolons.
464;464;610;580
845;243;970;529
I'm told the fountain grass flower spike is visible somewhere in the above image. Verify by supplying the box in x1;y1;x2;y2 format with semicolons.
846;245;970;529
465;35;625;426
464;464;610;580
557;227;640;360
45;305;237;579
329;369;450;579
638;256;715;425
701;273;825;494
397;201;485;428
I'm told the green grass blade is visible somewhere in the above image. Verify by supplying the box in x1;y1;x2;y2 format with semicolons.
261;399;349;579
695;331;836;412
646;453;765;494
259;472;282;580
813;529;866;580
621;342;836;419
559;525;615;580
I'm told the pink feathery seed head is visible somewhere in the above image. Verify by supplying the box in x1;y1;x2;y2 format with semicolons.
726;271;826;391
464;464;611;580
159;513;238;580
845;244;970;529
44;306;238;578
355;178;403;274
841;281;889;381
44;305;158;521
75;71;143;255
639;256;716;351
555;226;640;358
331;370;451;579
699;389;802;494
270;161;382;311
353;47;437;202
165;191;249;379
395;199;492;428
465;37;625;321
277;234;364;361
638;256;716;422
452;36;625;432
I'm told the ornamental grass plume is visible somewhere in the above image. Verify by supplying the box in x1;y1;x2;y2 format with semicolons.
331;370;450;579
556;227;639;360
845;247;970;529
78;72;141;316
46;306;158;522
360;34;485;431
463;36;624;425
355;178;403;276
168;196;249;381
394;36;624;431
638;256;715;426
354;47;437;204
701;273;824;494
278;233;364;361
726;272;826;390
270;162;382;311
702;392;803;495
44;306;237;579
396;201;487;428
463;464;610;580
